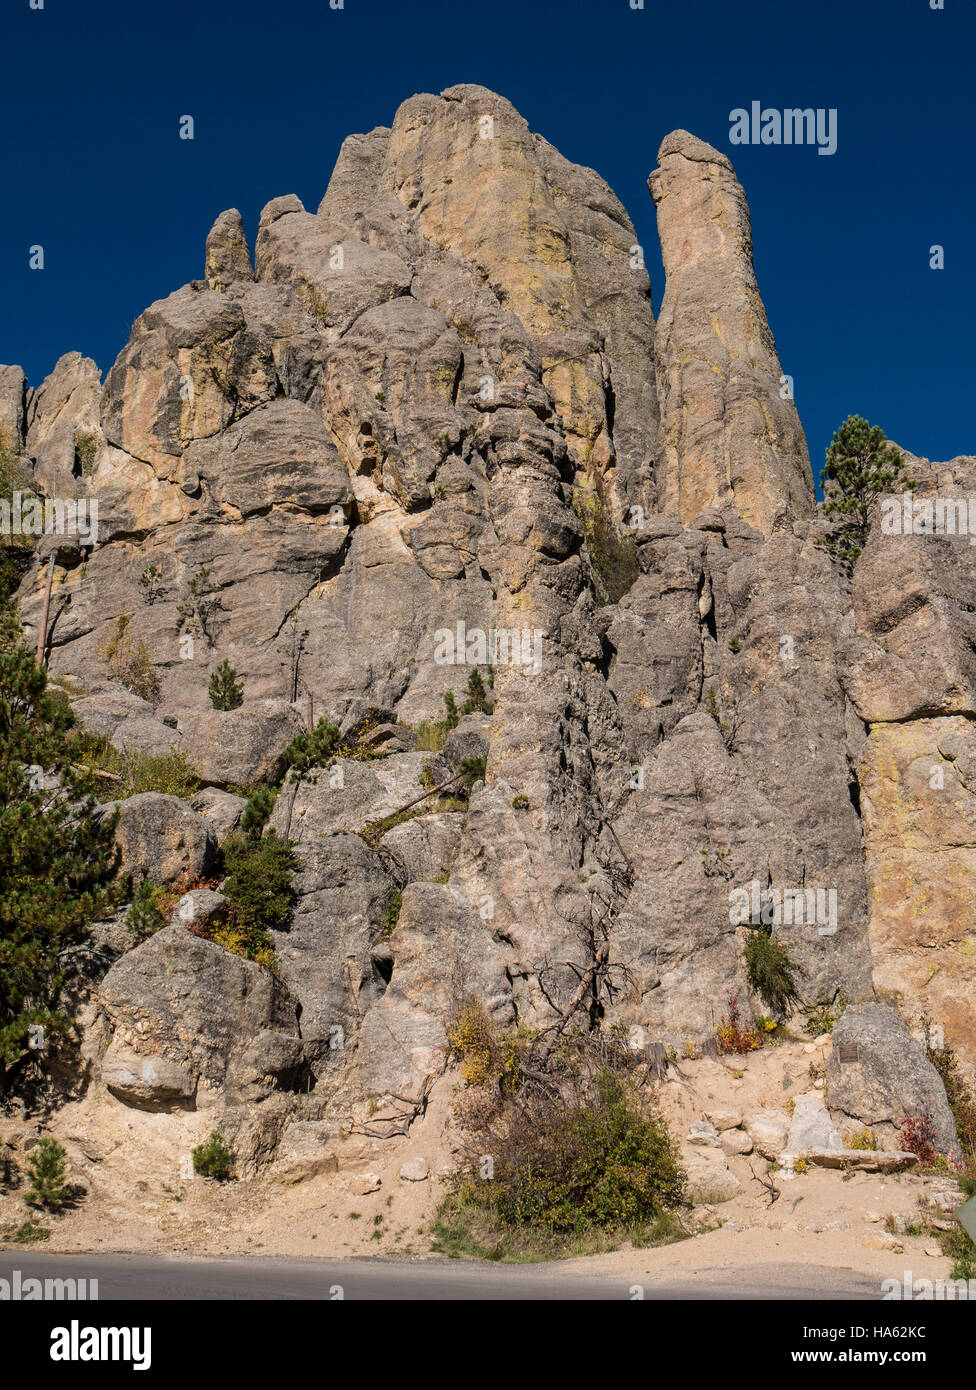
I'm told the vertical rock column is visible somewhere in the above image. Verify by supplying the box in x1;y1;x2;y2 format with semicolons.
649;130;815;535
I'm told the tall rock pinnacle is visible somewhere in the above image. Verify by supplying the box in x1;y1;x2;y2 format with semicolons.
649;130;815;534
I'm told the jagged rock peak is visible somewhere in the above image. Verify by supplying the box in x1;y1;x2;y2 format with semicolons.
650;128;815;536
316;82;659;518
204;209;254;291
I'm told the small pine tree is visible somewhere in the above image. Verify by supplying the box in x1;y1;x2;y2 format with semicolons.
462;667;494;715
820;415;907;568
442;691;460;731
221;831;298;934
240;784;278;838
208;659;243;711
282;718;340;774
24;1137;70;1212
192;1130;233;1180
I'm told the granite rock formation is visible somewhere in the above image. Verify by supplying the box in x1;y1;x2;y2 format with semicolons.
2;87;971;1164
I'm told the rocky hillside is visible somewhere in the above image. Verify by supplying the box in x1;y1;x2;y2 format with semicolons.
2;84;973;1182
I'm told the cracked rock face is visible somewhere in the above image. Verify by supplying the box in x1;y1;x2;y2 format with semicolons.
3;86;974;1132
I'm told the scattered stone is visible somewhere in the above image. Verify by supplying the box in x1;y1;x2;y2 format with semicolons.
704;1107;742;1132
863;1233;904;1253
351;1173;382;1195
399;1157;429;1182
744;1110;791;1158
720;1128;753;1157
687;1120;721;1148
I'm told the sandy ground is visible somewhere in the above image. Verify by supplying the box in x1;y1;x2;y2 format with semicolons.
1;1036;964;1296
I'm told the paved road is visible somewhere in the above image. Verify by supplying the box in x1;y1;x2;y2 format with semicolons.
0;1252;882;1300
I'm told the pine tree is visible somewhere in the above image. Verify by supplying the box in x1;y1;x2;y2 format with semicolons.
462;666;494;715
820;415;907;569
0;647;120;1090
208;658;243;710
442;690;460;730
24;1137;70;1212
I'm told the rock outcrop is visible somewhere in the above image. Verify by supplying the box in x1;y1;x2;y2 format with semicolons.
3;86;972;1176
650;131;815;534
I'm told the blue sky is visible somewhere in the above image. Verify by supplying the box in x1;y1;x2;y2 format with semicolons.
1;0;972;479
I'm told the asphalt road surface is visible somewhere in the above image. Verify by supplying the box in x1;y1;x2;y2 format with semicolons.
0;1252;882;1300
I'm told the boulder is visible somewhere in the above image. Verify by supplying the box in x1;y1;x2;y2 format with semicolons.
787;1093;842;1153
191;788;247;841
101;1043;197;1111
98;923;303;1103
170;888;230;933
704;1107;743;1133
106;792;216;889
683;1155;741;1204
744;1110;791;1158
178;700;305;789
687;1120;721;1148
720;1128;753;1157
826;1003;960;1158
71;692;179;758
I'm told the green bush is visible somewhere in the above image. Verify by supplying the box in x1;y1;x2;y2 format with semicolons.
220;831;297;938
240;784;278;838
282;718;341;775
191;1130;233;1180
24;1138;70;1212
744;926;798;1016
208;659;243;710
470;1072;683;1233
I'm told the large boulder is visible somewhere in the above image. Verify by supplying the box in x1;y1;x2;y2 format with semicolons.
177;700;305;789
98;923;304;1106
71;692;179;758
106;792;217;888
826;1003;959;1158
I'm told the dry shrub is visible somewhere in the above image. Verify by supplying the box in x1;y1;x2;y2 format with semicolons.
446;1018;685;1236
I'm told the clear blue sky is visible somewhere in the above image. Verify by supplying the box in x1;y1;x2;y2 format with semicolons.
1;0;972;479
